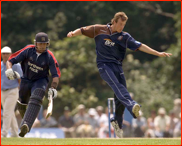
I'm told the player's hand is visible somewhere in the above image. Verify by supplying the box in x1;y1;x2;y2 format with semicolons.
5;68;20;80
48;88;57;99
158;52;172;57
67;31;74;37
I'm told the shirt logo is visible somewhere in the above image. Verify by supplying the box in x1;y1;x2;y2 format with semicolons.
41;37;45;41
28;61;43;73
117;36;123;41
104;39;115;47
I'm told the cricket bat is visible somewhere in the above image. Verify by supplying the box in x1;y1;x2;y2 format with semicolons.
46;94;53;119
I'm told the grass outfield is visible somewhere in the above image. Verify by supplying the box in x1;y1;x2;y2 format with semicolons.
1;138;181;145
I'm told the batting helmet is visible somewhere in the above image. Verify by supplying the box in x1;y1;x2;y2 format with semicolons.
34;32;50;43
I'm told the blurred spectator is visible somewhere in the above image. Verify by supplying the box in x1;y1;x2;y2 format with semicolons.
145;110;156;138
1;46;23;137
74;104;90;137
74;104;89;126
95;106;109;138
87;108;100;137
58;106;75;138
168;110;179;137
173;113;181;137
95;106;108;127
40;109;58;128
123;92;134;137
154;107;170;137
173;98;181;119
132;111;146;137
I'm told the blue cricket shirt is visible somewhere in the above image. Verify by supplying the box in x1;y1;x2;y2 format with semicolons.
81;23;142;65
8;45;61;81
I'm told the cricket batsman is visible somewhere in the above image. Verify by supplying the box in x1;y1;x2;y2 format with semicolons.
5;32;61;137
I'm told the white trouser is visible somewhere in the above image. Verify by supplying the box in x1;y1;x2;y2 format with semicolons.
1;87;19;137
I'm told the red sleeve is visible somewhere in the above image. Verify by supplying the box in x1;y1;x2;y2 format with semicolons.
8;45;35;65
47;50;61;78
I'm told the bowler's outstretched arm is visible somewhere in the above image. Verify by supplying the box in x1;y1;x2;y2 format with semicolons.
138;44;172;57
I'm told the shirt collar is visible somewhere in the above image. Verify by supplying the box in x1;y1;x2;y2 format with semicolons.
33;47;48;54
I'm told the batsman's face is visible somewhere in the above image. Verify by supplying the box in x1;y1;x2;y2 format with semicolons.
114;18;126;33
36;43;48;53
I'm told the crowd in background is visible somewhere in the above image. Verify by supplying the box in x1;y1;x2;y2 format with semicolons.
2;97;180;138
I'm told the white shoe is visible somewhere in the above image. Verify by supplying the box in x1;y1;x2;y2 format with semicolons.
132;104;140;118
111;120;123;138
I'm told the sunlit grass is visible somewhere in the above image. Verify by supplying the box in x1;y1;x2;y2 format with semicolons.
1;137;181;145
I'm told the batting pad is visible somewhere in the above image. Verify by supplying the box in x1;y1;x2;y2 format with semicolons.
20;88;45;131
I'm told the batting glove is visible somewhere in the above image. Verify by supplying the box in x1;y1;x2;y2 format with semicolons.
5;68;20;80
48;88;57;99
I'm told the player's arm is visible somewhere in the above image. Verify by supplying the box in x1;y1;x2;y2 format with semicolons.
6;60;13;69
7;46;27;67
47;51;61;99
48;78;59;100
8;45;32;65
67;25;96;38
15;63;23;85
51;77;59;89
67;28;82;37
5;47;28;80
5;60;20;80
138;44;172;57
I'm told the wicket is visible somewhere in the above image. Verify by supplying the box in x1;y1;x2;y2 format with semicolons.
108;98;116;138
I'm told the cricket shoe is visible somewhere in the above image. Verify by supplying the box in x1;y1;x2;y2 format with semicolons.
132;104;140;118
111;120;123;138
19;124;29;137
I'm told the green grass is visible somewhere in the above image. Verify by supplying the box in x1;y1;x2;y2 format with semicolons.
1;138;181;145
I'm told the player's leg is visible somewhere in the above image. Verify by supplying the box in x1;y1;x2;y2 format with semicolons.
10;88;19;137
1;90;7;137
16;100;28;119
111;70;130;138
112;94;125;128
10;113;19;137
98;63;140;118
117;65;141;118
110;94;125;138
19;78;48;137
1;90;10;137
1;88;19;137
16;79;31;119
